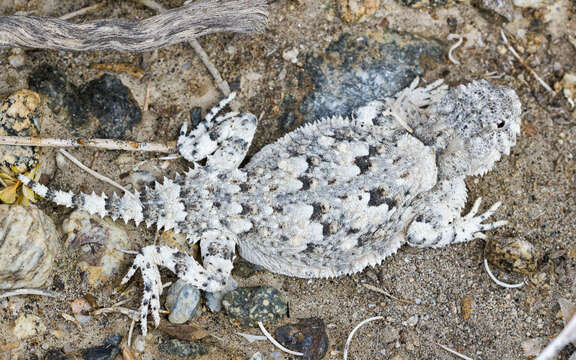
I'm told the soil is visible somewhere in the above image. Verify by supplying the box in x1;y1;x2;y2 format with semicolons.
0;0;575;359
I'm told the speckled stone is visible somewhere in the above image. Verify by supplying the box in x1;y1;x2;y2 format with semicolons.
158;339;209;358
205;276;238;312
486;237;540;274
165;279;201;324
0;89;50;172
0;205;59;289
222;286;287;327
276;31;445;130
274;318;329;360
62;210;130;287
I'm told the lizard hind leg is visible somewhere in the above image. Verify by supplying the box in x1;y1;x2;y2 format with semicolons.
121;230;237;335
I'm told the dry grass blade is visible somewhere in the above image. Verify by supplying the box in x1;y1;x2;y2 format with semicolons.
363;283;418;305
0;288;63;299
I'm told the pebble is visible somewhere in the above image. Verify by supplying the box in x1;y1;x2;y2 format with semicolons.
158;339;209;358
222;286;287;327
12;313;46;339
380;326;400;343
70;297;93;324
81;334;122;360
461;295;474;319
250;352;267;360
274;318;329;360
44;349;69;360
0;205;59;289
205;276;238;312
0;89;49;173
165;279;201;324
62;210;130;287
406;315;419;327
233;259;266;278
335;0;380;23
472;0;514;23
278;31;445;129
485;237;540;274
78;74;142;139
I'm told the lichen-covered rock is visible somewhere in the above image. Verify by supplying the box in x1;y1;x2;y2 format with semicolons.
62;210;130;287
158;339;209;358
222;286;287;327
0;89;50;173
485;237;540;274
0;205;59;289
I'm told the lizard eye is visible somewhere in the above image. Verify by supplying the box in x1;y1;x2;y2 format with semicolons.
497;120;505;128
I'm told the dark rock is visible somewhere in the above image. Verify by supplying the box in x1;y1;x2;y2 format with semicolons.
472;0;513;23
222;286;287;327
165;279;201;324
103;334;123;346
275;318;329;360
233;258;266;278
158;339;209;358
79;74;141;139
81;334;122;360
44;349;69;360
277;32;445;130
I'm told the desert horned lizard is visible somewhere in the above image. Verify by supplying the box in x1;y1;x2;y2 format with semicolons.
20;78;522;334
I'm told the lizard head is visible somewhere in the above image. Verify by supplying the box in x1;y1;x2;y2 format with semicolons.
425;80;522;178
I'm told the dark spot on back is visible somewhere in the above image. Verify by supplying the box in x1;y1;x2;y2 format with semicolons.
322;223;331;236
368;145;378;156
298;175;312;190
354;155;371;174
347;228;360;235
310;202;323;221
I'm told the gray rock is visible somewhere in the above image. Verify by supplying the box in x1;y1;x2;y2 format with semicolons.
81;334;122;360
205;276;238;312
165;279;201;324
472;0;514;23
277;32;445;130
250;353;267;360
222;286;287;327
0;205;59;289
158;339;209;358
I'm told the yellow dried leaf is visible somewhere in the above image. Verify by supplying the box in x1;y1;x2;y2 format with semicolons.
0;183;19;203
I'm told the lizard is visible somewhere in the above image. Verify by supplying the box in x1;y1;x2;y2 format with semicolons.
19;78;522;335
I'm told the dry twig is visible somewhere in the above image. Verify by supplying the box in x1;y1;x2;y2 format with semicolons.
0;288;62;299
0;0;268;52
363;283;417;305
58;2;105;20
536;311;576;360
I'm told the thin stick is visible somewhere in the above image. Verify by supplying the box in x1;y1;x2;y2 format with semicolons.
137;0;231;96
500;29;554;94
483;259;524;289
0;0;268;52
447;34;463;65
58;149;134;196
363;283;417;305
535;311;576;360
0;288;63;299
436;342;475;360
128;318;136;347
257;321;304;357
343;316;384;360
0;135;176;153
58;2;105;20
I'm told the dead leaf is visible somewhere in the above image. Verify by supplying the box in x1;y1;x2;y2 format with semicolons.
157;320;211;341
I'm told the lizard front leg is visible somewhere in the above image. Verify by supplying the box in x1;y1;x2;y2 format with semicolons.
121;229;236;335
177;93;258;170
406;179;507;248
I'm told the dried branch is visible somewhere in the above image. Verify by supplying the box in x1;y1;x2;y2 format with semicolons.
0;0;268;52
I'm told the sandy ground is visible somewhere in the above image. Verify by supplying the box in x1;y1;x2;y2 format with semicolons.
0;0;575;359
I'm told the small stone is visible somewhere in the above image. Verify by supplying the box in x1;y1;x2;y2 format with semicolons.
8;54;25;68
461;295;474;319
13;313;46;339
158;339;209;358
380;326;400;343
511;0;552;7
165;279;201;324
485;237;540;274
0;205;59;289
521;337;548;357
44;348;69;360
274;318;329;360
472;0;514;23
336;0;380;23
81;334;122;360
250;353;267;360
78;74;142;139
282;48;299;64
0;89;49;172
132;335;146;353
233;259;265;278
70;297;93;324
205;276;238;312
62;210;130;287
222;286;287;327
406;315;419;327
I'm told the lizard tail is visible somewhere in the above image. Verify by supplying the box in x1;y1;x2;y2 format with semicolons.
17;174;144;225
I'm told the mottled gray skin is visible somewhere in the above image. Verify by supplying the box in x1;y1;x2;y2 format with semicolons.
20;79;522;334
